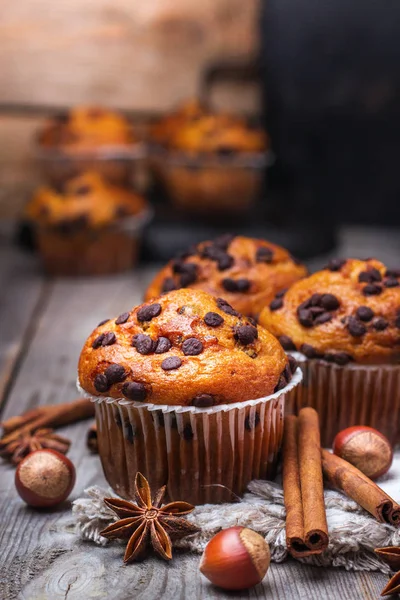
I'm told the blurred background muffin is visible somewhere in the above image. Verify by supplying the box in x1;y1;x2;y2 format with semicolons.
259;258;400;444
150;102;268;216
25;171;151;276
36;106;142;187
145;234;307;317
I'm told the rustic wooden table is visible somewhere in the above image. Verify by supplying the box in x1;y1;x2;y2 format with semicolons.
1;226;399;600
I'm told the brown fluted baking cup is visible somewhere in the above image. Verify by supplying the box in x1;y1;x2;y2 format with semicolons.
285;353;400;447
77;368;302;505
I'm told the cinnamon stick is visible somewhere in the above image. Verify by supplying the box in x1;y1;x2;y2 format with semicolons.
322;449;400;527
283;408;329;558
0;398;94;447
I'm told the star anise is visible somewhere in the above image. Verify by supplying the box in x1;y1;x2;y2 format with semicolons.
375;546;400;572
381;571;400;596
100;472;200;562
0;428;71;465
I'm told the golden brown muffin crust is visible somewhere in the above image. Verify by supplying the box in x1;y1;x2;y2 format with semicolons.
78;289;294;406
39;106;134;151
259;258;400;364
26;172;147;229
145;235;307;318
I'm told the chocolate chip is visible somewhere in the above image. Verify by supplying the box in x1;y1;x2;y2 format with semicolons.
298;299;312;310
270;298;283;311
133;334;157;355
314;312;333;325
331;352;353;366
300;344;319;359
298;309;314;328
204;312;224;327
234;325;258;345
283;363;292;382
386;269;400;278
247;316;258;326
94;374;109;393
356;306;374;322
275;289;288;299
115;312;130;325
162;277;177;293
288;355;298;373
104;364;127;384
309;307;325;316
122;382;147;401
222;278;250;293
310;293;322;306
200;244;224;261
191;393;215;408
373;317;388;331
216;297;240;317
326;258;346;271
180;270;197;287
256;247;274;263
182;424;194;441
155;337;172;354
384;278;400;288
245;412;260;431
161;357;182;370
359;268;382;283
97;318;110;327
213;233;235;250
279;335;296;351
182;338;203;356
92;332;116;348
217;254;234;271
348;317;367;337
320;294;340;311
362;284;382;296
137;303;161;322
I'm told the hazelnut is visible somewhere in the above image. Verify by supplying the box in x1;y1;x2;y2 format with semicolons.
333;426;393;480
199;526;270;591
15;449;76;507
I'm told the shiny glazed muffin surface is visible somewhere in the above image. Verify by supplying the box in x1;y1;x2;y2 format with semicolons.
26;172;147;229
259;258;400;364
78;289;294;406
145;235;307;318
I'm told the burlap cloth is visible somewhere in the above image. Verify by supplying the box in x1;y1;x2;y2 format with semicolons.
72;452;400;573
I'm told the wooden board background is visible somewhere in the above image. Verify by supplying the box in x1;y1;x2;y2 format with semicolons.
0;0;260;113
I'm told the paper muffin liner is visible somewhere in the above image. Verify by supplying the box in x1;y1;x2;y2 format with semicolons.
78;368;302;505
285;352;400;447
35;207;153;276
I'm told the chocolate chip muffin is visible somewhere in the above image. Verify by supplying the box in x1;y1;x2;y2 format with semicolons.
78;288;301;504
26;172;151;276
145;235;307;319
150;104;268;215
37;106;138;186
259;258;400;445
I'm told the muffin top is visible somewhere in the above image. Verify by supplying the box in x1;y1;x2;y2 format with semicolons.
38;106;134;151
145;235;307;318
259;258;400;365
167;112;266;154
78;289;295;406
26;172;148;230
150;99;206;146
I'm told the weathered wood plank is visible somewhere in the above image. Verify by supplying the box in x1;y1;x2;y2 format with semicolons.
0;242;45;407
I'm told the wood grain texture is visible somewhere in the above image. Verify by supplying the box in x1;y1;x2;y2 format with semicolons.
0;0;259;112
0;235;398;599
